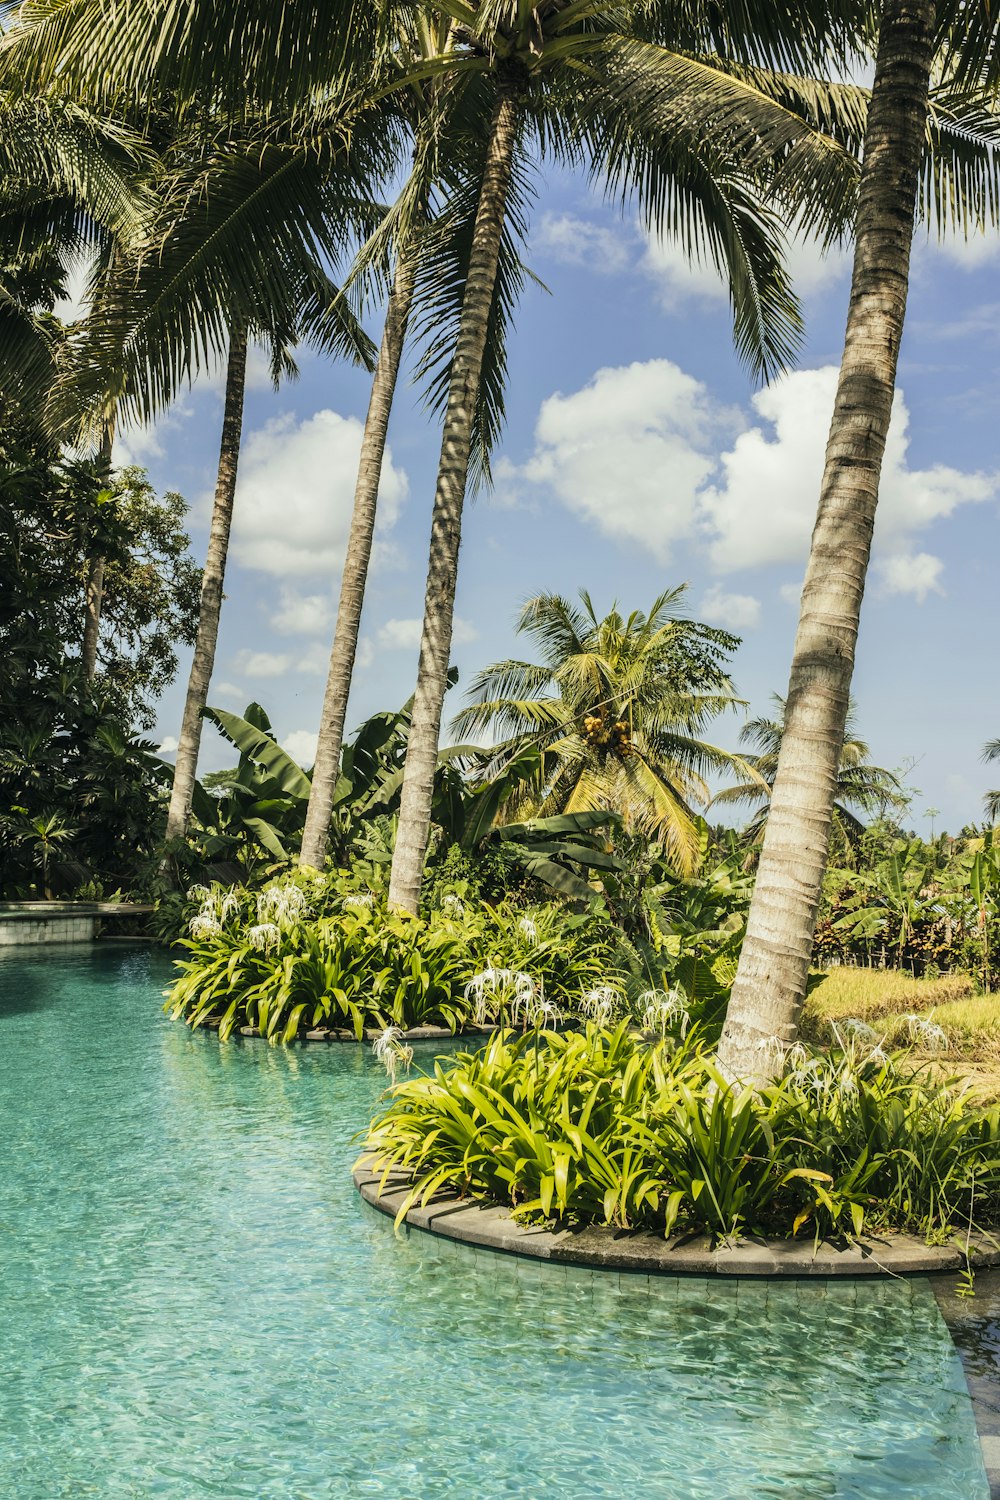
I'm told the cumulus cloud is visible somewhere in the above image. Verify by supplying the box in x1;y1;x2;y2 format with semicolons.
876;551;945;602
698;586;761;631
271;591;334;636
507;358;995;597
377;616;478;651
156;735;179;756
233;644;327;677
533;213;635;274
282;729;318;766
642;225;849;309
514;359;732;562
701;365;996;582
232;409;407;577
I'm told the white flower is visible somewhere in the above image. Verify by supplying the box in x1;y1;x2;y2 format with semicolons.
186;884;210;901
580;985;624;1027
639;988;691;1038
344;892;375;910
905;1014;949;1051
189;914;222;940
257;883;310;925
529;996;564;1029
218;890;241;922
837;1018;878;1044
373;1026;414;1081
464;967;537;1026
246;923;281;952
442;894;466;918
517;915;539;945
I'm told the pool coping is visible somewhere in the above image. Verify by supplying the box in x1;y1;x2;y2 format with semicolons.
353;1154;1000;1279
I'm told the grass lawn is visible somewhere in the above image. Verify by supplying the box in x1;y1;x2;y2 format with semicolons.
803;967;1000;1096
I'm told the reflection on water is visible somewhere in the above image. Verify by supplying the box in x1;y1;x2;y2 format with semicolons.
0;945;989;1500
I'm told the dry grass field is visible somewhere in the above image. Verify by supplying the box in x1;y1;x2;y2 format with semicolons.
802;967;1000;1091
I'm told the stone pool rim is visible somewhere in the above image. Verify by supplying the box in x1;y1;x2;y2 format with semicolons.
354;1154;1000;1280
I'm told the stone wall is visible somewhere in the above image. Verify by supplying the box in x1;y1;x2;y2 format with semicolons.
0;915;97;946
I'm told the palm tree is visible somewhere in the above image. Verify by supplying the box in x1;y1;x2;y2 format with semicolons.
299;15;451;870
714;0;964;1083
981;739;1000;824
453;588;759;874
712;695;904;859
383;15;889;912
383;4;1000;913
71;122;387;848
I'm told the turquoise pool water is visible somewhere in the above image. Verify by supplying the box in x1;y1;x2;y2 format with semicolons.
0;945;988;1499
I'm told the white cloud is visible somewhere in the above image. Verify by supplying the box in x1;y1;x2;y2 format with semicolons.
212;681;244;699
534;213;634;274
508;358;995;595
698;586;761;631
234;643;328;676
642;225;849;309
876;551;944;602
377;616;479;651
234;650;292;678
514;359;732;562
156;735;179;756
282;729;318;766
232;409;407;577
271;591;334;636
701;365;996;581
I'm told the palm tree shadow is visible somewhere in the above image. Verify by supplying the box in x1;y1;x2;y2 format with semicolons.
0;964;57;1018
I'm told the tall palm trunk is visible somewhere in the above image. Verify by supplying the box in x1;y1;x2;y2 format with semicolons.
388;87;518;913
163;329;248;845
716;0;936;1084
81;418;114;681
299;251;417;869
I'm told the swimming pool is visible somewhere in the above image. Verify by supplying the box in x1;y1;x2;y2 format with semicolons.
0;945;988;1498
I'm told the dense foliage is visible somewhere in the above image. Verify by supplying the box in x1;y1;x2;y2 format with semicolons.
0;424;199;897
165;873;633;1041
366;1023;1000;1242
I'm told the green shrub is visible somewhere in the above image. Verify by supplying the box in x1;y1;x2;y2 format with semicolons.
163;877;633;1042
364;1024;1000;1242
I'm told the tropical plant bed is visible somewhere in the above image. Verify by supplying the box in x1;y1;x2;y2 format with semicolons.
361;1024;1000;1258
353;1156;1000;1280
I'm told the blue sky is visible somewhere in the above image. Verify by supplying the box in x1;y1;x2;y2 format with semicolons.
118;166;1000;836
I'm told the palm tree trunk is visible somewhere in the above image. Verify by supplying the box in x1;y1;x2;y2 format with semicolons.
163;329;248;845
716;0;935;1084
299;250;417;869
81;419;114;682
387;87;518;913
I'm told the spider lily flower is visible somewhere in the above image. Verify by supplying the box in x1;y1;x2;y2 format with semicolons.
639;989;691;1038
373;1026;414;1081
189;913;222;939
441;894;466;918
246;923;281;952
517;915;538;944
580;985;623;1027
344;892;375;910
905;1014;949;1051
465;968;537;1026
257;883;310;925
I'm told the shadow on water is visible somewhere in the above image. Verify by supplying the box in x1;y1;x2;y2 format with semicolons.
0;955;67;1017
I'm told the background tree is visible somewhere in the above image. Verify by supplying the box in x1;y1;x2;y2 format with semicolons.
454;588;758;874
713;694;904;862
